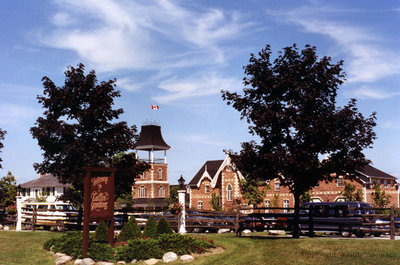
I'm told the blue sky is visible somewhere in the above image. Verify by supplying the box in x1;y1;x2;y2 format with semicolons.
0;0;399;185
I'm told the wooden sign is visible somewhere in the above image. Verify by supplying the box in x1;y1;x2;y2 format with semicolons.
82;167;116;258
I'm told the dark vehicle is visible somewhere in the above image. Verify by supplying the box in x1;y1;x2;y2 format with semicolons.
288;202;376;237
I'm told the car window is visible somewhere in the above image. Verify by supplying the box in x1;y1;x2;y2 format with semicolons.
334;206;349;217
38;205;48;210
49;205;55;210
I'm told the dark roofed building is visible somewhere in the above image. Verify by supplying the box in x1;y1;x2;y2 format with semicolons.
19;174;71;202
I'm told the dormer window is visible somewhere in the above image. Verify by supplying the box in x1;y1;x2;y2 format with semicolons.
205;185;210;193
141;172;145;179
274;182;280;191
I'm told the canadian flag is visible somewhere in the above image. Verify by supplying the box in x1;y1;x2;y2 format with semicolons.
151;105;159;110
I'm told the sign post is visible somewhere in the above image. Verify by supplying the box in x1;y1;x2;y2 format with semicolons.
83;167;116;258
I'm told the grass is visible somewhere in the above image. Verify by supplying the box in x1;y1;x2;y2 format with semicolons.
0;231;59;265
1;231;400;265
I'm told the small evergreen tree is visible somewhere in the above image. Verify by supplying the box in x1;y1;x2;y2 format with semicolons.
300;191;312;203
210;192;221;211
371;180;391;207
117;216;141;242
342;182;363;202
155;217;173;237
143;216;157;238
94;220;109;243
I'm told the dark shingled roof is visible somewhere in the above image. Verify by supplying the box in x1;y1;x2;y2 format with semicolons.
359;164;397;180
20;174;71;188
134;125;170;151
188;160;224;186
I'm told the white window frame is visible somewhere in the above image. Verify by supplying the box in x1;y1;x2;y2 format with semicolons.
227;184;233;201
158;186;165;198
139;186;146;198
283;199;289;213
265;200;270;213
141;172;145;179
337;177;343;187
274;182;280;191
205;185;210;193
198;201;203;210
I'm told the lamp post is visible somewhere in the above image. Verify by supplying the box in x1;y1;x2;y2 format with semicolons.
177;175;186;234
16;184;23;231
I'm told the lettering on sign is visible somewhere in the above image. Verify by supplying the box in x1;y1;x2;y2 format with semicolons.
90;177;110;212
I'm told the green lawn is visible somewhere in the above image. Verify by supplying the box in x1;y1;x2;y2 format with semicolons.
1;231;400;265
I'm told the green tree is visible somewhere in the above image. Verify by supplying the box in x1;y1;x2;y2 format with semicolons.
0;172;17;207
0;128;6;169
117;216;142;242
371;180;391;207
166;186;178;206
155;217;173;237
300;191;312;203
210;192;221;211
342;182;363;202
143;216;157;238
240;179;267;207
222;44;376;238
30;64;148;205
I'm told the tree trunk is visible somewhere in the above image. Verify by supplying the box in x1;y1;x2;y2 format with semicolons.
292;192;300;238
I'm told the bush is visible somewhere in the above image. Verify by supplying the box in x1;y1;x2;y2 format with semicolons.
51;231;84;258
87;242;114;261
43;237;58;251
6;205;17;215
117;216;141;242
143;216;157;238
155;217;173;237
158;233;216;255
115;239;163;262
94;220;109;243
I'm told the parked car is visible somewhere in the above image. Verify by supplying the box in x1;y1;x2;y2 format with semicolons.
22;202;78;231
281;202;376;237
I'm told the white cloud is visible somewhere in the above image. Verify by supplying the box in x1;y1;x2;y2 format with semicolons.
277;6;400;83
0;103;38;126
382;120;400;129
153;72;241;103
41;0;250;71
345;86;400;99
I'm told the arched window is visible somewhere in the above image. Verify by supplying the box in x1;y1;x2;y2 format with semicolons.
158;186;165;198
158;168;162;180
227;184;232;201
139;186;146;198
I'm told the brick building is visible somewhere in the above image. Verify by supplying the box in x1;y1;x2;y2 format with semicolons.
132;123;170;207
188;156;399;210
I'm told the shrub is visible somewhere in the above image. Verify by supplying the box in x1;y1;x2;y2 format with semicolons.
6;205;17;215
43;237;58;251
143;216;157;238
158;234;216;255
51;231;84;258
117;216;141;242
94;220;109;243
155;217;173;237
87;242;114;261
115;239;163;262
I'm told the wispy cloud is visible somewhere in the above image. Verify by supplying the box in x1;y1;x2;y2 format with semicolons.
344;86;400;99
273;5;400;83
181;133;227;147
40;0;250;72
153;72;241;103
0;103;39;126
382;120;400;129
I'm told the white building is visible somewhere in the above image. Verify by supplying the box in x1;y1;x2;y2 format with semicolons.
20;174;70;202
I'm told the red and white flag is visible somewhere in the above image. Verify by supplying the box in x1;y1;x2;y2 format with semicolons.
151;105;159;110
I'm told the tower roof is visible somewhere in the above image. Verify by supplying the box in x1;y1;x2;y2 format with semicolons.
134;124;170;151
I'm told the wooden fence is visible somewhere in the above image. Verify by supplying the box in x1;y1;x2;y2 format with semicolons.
13;206;400;240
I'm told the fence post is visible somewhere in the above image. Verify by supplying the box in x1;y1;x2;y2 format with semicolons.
308;204;314;237
16;196;22;231
178;190;186;234
235;205;240;236
390;205;395;240
32;206;37;231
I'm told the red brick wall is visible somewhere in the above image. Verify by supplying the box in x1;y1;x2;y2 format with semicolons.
189;178;219;210
133;163;169;199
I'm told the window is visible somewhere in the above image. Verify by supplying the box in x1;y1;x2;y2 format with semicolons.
205;185;210;193
274;182;280;191
265;200;270;213
283;199;289;213
158;169;162;180
384;180;388;189
314;182;320;188
52;187;55;196
337;177;343;187
141;172;145;179
227;184;232;201
391;180;395;189
198;201;203;210
158;186;165;198
22;188;26;196
46;187;51;196
139;186;146;198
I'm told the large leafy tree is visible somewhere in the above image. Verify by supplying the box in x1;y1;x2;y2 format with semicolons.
0;128;6;169
222;44;376;238
31;64;147;204
0;171;17;207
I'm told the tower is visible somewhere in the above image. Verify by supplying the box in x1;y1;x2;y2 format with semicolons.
133;123;170;202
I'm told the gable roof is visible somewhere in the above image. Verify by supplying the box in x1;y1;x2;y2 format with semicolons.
357;164;397;182
188;160;224;186
20;174;71;188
